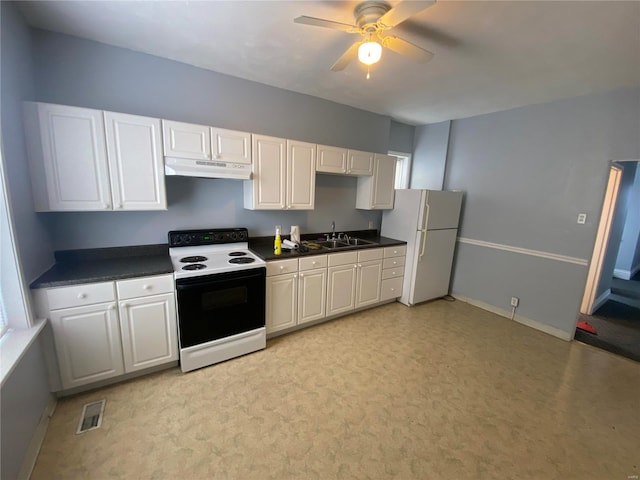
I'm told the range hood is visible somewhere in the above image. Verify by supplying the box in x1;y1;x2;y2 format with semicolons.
165;156;252;180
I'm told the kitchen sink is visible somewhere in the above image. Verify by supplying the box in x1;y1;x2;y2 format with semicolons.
316;239;349;249
343;238;377;246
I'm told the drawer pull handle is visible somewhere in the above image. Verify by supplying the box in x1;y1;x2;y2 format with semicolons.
143;284;151;290
109;304;116;310
77;293;87;299
279;265;284;271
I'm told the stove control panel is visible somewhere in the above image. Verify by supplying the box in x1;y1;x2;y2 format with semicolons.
169;228;248;247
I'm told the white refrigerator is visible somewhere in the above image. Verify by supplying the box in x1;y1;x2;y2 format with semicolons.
381;189;463;306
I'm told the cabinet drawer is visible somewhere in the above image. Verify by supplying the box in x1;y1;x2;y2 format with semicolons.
328;251;358;267
382;266;405;280
357;248;383;262
381;277;403;301
116;274;174;300
384;245;406;258
47;281;116;310
383;256;405;269
299;254;327;271
267;258;299;276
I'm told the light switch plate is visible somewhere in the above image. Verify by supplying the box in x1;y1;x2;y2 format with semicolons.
577;213;587;224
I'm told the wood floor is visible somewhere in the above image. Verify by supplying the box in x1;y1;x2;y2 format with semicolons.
31;299;639;480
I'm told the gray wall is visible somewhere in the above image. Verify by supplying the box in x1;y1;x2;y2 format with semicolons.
614;165;640;278
388;120;415;153
1;3;55;478
410;120;451;190
444;88;640;335
28;29;412;250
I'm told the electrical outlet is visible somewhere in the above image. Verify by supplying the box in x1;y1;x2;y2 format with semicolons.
577;213;587;224
510;297;519;307
368;221;374;229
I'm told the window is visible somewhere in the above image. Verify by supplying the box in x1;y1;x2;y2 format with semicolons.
388;151;412;189
0;144;32;336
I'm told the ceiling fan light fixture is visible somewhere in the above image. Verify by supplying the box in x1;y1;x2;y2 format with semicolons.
358;40;382;65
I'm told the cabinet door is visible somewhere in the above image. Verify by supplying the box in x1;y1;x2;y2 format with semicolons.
245;135;286;209
104;112;167;211
30;103;112;211
266;272;297;333
355;154;397;210
119;292;178;372
326;264;357;316
287;140;316;210
211;127;251;164
50;302;124;390
162;120;211;160
355;260;382;309
316;145;347;174
371;154;397;209
347;149;374;176
298;267;327;325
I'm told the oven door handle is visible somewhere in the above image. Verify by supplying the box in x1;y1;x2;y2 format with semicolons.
176;268;265;289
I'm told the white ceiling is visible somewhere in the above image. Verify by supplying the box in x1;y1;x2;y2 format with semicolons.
17;0;640;126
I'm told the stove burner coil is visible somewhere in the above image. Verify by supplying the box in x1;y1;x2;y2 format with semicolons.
228;252;248;257
229;257;255;264
183;264;207;270
180;256;208;263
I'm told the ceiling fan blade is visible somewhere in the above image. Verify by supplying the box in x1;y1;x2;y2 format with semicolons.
378;0;436;28
382;36;434;63
331;41;362;71
294;15;357;33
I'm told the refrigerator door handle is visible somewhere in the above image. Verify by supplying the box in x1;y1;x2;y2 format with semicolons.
419;203;430;259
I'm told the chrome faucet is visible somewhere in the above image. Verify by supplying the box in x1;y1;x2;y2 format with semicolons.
331;221;336;239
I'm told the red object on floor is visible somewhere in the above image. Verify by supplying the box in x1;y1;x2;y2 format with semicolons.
576;320;597;335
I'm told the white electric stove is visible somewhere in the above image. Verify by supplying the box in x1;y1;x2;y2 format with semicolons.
168;228;266;372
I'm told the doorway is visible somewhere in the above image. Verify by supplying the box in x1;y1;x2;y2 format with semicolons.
576;160;640;362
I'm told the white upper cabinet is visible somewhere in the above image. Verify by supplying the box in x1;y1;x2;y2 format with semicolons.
356;153;397;210
104;112;166;210
23;102;167;212
211;127;251;164
317;145;374;176
347;149;374;176
162;120;211;160
244;136;315;210
286;139;316;210
317;144;348;174
24;102;112;211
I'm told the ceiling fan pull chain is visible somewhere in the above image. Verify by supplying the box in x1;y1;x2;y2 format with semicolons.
366;66;371;80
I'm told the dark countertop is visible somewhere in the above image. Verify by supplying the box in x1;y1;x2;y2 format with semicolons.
30;244;173;289
249;229;406;261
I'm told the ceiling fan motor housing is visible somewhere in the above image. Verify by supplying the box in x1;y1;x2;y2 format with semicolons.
355;1;391;32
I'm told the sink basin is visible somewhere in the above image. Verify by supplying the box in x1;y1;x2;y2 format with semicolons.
316;239;349;249
343;238;377;246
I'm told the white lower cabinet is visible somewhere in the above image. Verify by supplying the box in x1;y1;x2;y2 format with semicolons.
326;252;358;317
381;245;406;301
118;292;178;372
36;274;177;391
49;302;124;390
266;256;328;334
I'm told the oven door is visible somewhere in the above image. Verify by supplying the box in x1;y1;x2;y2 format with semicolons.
176;267;266;348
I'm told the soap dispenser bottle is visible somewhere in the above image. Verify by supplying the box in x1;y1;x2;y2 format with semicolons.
274;225;282;255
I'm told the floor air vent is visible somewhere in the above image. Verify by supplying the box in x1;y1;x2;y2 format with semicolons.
76;399;106;434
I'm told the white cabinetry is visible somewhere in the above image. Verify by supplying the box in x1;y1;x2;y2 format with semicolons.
35;274;177;391
354;248;383;309
356;154;397;210
244;136;315;210
380;245;406;301
266;256;327;334
23;102;166;211
317;145;374;176
326;251;358;316
162;120;251;164
116;275;178;372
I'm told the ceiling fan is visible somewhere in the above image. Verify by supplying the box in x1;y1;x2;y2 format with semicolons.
294;0;436;78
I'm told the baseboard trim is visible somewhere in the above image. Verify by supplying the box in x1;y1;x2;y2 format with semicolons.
457;237;589;266
452;294;573;341
17;395;57;480
589;288;611;315
613;263;640;280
